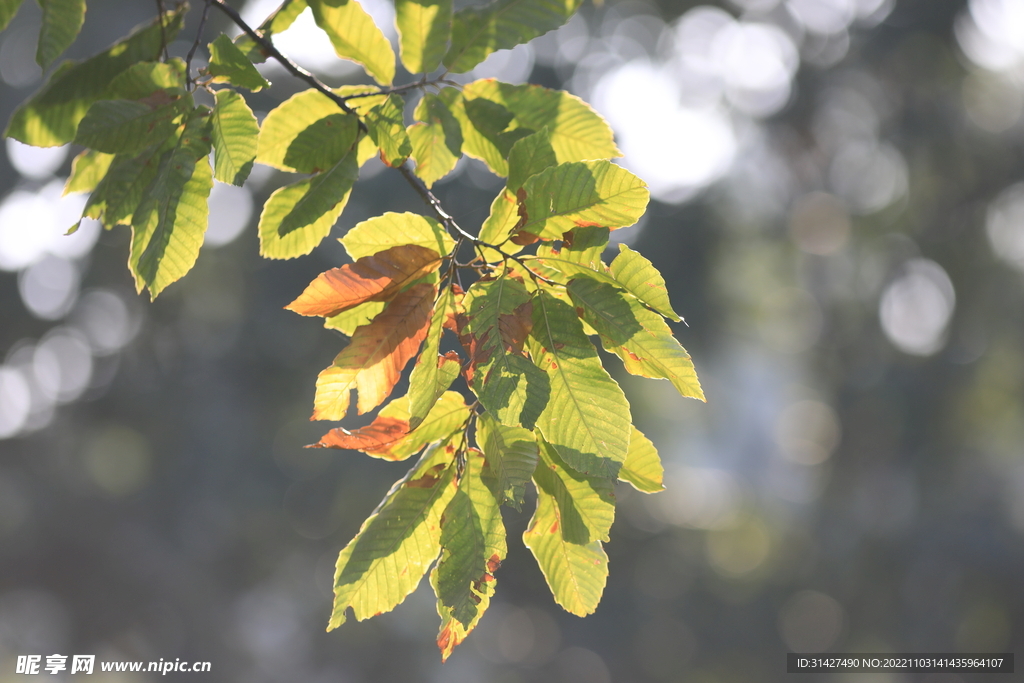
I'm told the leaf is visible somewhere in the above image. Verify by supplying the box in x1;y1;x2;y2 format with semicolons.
287;244;442;317
476;412;538;509
534;437;615;543
64;149;114;195
325;300;388;336
557;226;608;268
409;92;463;187
73;97;188;155
234;0;308;62
341;211;455;261
609;244;681;322
206;34;271;91
0;0;25;33
365;94;411;167
407;286;460;429
527;289;630;478
506;127;556;193
313;282;435;419
257;150;359;259
5;7;185;147
83;143;167;227
328;441;458;628
395;0;452;74
448;80;620;177
308;0;396;86
257;89;360;174
515;160;649;241
106;59;186;99
432;449;505;660
311;391;469;460
618;426;663;493
522;475;608;617
129;108;214;298
211;89;259;186
566;276;705;401
444;0;581;73
36;0;86;68
477;189;524;261
455;277;550;429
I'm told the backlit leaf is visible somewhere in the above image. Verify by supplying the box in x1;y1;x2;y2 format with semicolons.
74;96;188;155
325;300;387;336
609;244;681;321
477;189;524;261
506;127;556;193
341;212;455;260
64;149;113;195
365;94;411;167
308;0;396;85
106;59;186;99
444;0;581;73
534;437;615;543
328;441;458;628
36;0;86;68
207;34;271;91
395;0;452;74
257;150;359;259
287;244;442;317
314;282;435;419
448;80;619;177
527;289;630;477
234;0;307;62
211;89;259;186
618;426;663;493
5;7;185;147
409;92;462;187
83;143;168;227
567;276;705;401
515;160;649;241
408;286;460;429
257;89;360;174
476;412;538;509
0;0;25;33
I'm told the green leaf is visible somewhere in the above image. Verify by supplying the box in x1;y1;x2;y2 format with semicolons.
36;0;86;68
210;90;259;186
325;300;388;336
234;0;308;63
477;189;524;261
129;108;214;299
73;97;188;155
308;0;396;86
506;127;556;193
83;144;167;227
258;149;359;259
365;94;411;167
0;0;25;33
395;0;451;74
447;80;620;177
341;211;455;261
257;89;360;174
328;441;458;629
5;7;186;147
64;149;114;195
566;276;705;401
522;474;608;617
107;60;186;100
557;226;608;268
444;0;581;73
618;426;663;493
609;244;682;322
206;34;271;91
408;286;460;430
534;437;615;543
455;277;550;429
432;448;505;660
516;160;649;241
409;93;463;187
527;289;630;478
476;412;538;509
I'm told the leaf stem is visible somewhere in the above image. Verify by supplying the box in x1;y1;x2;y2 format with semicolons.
184;0;213;90
155;0;170;62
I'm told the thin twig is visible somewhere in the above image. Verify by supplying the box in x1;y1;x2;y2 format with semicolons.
184;0;212;90
155;0;170;62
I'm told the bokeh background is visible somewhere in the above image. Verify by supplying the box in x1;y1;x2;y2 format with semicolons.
1;0;1023;680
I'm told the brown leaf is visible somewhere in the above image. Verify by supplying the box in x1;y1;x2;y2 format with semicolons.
286;244;441;318
309;415;410;456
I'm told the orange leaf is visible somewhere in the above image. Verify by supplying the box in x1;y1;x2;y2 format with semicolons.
309;415;410;457
313;283;435;420
286;244;442;318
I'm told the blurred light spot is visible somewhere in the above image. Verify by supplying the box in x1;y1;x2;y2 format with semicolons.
0;367;31;438
0;30;42;87
706;515;772;577
962;71;1023;133
33;328;92;404
0;180;94;271
554;647;611;683
789;192;850;255
5;139;68;179
855;0;894;25
463;157;503;190
985;182;1024;272
956;0;1024;72
655;467;740;529
712;21;798;116
731;0;781;11
786;0;856;35
83;425;153;496
472;43;535;84
70;289;141;356
241;2;360;77
5;341;56;433
778;590;845;652
18;255;79;320
879;258;955;356
775;400;841;465
205;181;253;247
830;141;907;214
801;27;850;68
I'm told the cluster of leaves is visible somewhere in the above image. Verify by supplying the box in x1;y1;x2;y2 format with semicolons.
1;0;703;659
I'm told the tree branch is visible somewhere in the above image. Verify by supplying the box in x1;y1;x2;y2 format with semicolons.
185;0;212;89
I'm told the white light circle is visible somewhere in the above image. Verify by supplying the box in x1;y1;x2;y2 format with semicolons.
879;259;955;356
205;181;254;247
17;256;80;320
5;140;68;180
986;182;1024;272
0;367;31;439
